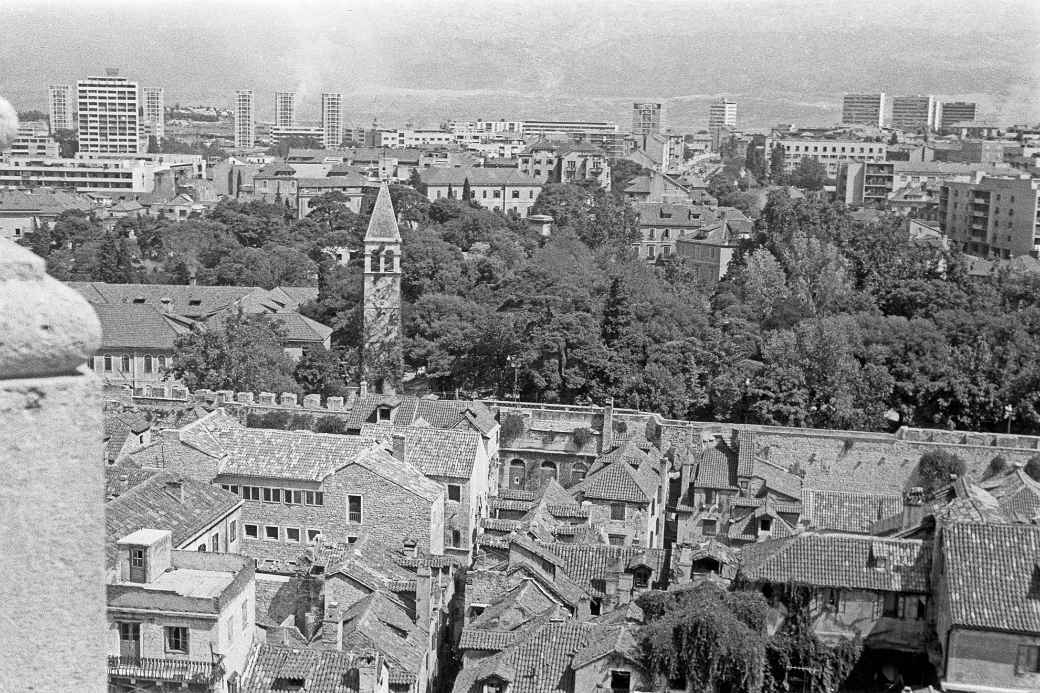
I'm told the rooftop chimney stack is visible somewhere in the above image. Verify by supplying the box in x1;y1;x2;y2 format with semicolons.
416;564;432;626
392;433;407;462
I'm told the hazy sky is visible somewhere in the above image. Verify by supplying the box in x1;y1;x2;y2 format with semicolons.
2;0;1038;129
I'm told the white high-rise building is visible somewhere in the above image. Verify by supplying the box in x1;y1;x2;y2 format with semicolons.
48;85;74;132
142;87;165;141
891;95;938;131
841;93;886;127
708;98;737;129
275;92;296;129
321;93;343;149
76;72;141;154
632;102;662;135
234;90;255;149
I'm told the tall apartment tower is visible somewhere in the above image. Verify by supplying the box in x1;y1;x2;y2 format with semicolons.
841;93;886;127
234;90;255;149
891;95;937;131
632;102;662;135
275;92;296;129
75;72;141;154
48;85;74;132
362;181;403;394
939;101;978;132
321;92;343;148
141;87;165;141
708;99;738;129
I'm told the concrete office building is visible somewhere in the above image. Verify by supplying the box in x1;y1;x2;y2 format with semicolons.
708;99;737;129
275;91;296;129
321;92;343;148
777;137;887;178
939;175;1040;259
76;72;141;154
632;102;662;135
0;157;168;193
234;90;255;149
269;125;324;146
940;102;978;132
841;93;886;127
141;87;165;141
5;126;60;158
891;95;937;131
522;119;616;139
48;85;74;132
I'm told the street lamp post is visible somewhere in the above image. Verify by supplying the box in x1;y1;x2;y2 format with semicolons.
1005;404;1014;435
506;355;521;401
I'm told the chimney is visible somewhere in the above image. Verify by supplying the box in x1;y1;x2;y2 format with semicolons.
356;653;381;693
164;478;184;503
617;573;634;605
359;379;368;398
416;565;432;626
600;398;614;453
391;433;407;462
902;486;926;528
402;538;417;558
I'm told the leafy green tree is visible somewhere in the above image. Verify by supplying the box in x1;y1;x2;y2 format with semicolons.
171;311;298;393
917;449;968;490
789;156;828;190
293;345;348;397
768;143;786;182
53;129;78;158
609;159;648;193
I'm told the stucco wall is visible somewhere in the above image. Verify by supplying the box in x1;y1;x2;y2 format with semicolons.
945;629;1040;692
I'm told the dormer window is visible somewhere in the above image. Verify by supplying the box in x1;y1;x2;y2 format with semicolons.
759;517;773;533
376;406;392;422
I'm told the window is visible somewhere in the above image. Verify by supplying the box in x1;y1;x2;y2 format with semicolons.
823;588;842;612
450;530;461;547
610;670;632;693
1018;644;1040;674
703;489;716;506
270;677;305;691
262;487;282;503
285;489;303;505
610;503;626;520
286;528;301;543
882;593;903;618
759;517;773;533
242;486;260;501
540;461;558;480
130;547;144;568
103;355;112;371
447;484;462;502
307;529;322;543
608;534;625;546
347;495;363;523
571;463;588;485
165;626;189;654
157;355;167;370
229;520;237;542
509;460;526;490
210;532;219;552
376;406;392;422
702;519;717;536
512;190;520;199
244;524;259;538
304;490;324;506
493;190;501;198
264;525;279;541
118;622;140;658
121;355;131;371
143;355;153;374
590;598;602;616
197;544;207;552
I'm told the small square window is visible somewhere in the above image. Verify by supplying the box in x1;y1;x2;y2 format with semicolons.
165;626;188;654
286;528;301;543
264;526;279;541
608;534;625;546
610;503;625;520
702;520;717;536
448;484;462;502
244;524;259;538
307;529;322;543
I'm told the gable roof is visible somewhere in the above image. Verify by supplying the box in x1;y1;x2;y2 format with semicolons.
241;644;370;693
90;303;193;349
941;522;1040;634
364;181;401;242
739;533;931;593
360;423;483;479
337;592;426;683
420;167;541;187
803;489;904;533
570;623;640;669
695;440;738;490
570;456;658;504
105;472;241;566
549;543;667;597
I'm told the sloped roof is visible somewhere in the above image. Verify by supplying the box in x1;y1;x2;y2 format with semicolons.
752;458;803;500
104;407;151;455
265;312;333;343
980;468;1040;522
420;167;541;187
570;457;658;504
0;188;95;213
550;543;667;597
695;440;738;490
942;522;1040;633
571;623;640;669
241;645;368;693
90;303;192;349
740;533;931;593
68;282;288;319
360;423;482;479
364;182;401;242
105;472;240;566
803;489;904;533
338;592;426;683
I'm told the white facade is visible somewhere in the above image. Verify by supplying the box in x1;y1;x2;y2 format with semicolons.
270;125;324;146
76;74;141;154
0;157;163;193
234;90;255;149
841;93;886;127
142;87;165;140
779;138;887;177
939;102;978;131
632;102;662;135
321;92;343;149
522;119;616;139
891;95;937;132
708;99;737;129
275;91;296;128
48;85;74;132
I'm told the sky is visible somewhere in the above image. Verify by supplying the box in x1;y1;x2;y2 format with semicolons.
1;0;1038;130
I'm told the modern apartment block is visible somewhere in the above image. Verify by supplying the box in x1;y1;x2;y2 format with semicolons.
777;137;887;177
632;102;662;135
274;91;296;129
141;87;165;141
76;73;141;154
321;92;343;148
841;93;885;127
233;90;255;149
939;101;978;132
521;119;616;139
939;175;1040;259
891;95;937;131
47;84;74;132
708;98;737;129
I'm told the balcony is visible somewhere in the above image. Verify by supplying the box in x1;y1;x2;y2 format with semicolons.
107;656;222;685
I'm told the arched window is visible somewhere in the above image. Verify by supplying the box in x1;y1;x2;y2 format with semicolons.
383;249;395;273
571;462;588;486
509;459;526;490
450;530;461;548
370;249;380;272
540;461;558;481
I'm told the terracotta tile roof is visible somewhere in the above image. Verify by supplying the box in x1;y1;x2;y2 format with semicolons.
421;166;541;188
803;489;904;533
571;623;640;669
360;423;482;479
337;592;425;683
489;498;533;512
752;458;802;500
265;312;333;343
105;472;240;566
942;522;1040;633
549;543;666;596
735;429;756;478
104;407;151;459
90;302;193;349
695;441;738;490
739;533;931;593
241;644;367;693
466;570;516;608
570;457;658;504
981;469;1040;522
104;459;157;499
933;480;1007;525
483;518;525;532
545;504;588;519
499;488;537;501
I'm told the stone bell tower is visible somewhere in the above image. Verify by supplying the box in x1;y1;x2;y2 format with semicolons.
362;181;403;393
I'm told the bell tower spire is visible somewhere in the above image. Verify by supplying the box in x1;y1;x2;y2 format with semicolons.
362;181;403;394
